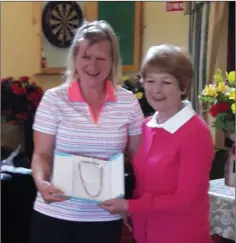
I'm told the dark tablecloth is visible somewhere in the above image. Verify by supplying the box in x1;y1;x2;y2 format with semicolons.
1;167;36;243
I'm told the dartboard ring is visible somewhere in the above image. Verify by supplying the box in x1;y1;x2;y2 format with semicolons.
42;1;84;48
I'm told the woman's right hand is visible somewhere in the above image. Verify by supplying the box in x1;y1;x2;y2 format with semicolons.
122;213;132;232
38;181;70;204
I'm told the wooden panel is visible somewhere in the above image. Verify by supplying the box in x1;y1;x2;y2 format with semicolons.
84;2;98;21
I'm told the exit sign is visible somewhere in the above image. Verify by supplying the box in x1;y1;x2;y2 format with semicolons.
166;1;184;12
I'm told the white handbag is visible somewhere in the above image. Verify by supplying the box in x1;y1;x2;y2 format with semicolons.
52;152;124;202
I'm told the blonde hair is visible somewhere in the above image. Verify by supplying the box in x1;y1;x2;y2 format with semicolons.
141;44;193;100
65;20;122;86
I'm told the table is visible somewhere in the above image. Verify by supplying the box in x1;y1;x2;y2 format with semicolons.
209;179;235;241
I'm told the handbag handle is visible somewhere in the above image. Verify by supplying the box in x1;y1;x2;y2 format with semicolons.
77;160;104;198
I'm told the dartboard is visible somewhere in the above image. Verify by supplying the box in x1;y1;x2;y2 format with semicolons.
42;1;84;48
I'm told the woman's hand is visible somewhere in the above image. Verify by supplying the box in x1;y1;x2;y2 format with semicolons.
38;180;70;204
100;198;128;214
122;213;132;232
32;132;69;204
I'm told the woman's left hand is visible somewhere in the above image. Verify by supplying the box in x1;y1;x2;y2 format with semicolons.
100;198;128;214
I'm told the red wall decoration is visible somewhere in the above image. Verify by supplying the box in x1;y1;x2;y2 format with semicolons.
166;1;184;12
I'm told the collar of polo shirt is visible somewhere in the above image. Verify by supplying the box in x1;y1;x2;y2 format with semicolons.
68;80;117;103
147;100;195;134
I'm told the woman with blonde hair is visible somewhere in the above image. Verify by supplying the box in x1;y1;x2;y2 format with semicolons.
30;20;144;243
101;44;214;243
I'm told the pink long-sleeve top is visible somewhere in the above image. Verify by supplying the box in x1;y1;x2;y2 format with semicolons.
128;101;214;243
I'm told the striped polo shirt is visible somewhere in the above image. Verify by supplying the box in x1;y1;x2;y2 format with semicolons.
33;80;144;222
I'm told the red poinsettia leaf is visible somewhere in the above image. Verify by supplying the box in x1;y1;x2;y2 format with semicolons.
31;81;37;86
36;87;43;95
11;83;22;95
21;87;27;94
19;76;29;82
2;76;43;120
28;91;39;101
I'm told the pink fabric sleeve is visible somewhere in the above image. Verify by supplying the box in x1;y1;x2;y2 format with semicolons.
33;90;60;135
128;127;214;214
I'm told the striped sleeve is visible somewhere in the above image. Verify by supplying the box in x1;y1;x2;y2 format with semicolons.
128;95;144;136
33;89;59;135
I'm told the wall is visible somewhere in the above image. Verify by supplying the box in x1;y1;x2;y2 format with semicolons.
142;2;189;56
1;2;190;91
1;2;34;77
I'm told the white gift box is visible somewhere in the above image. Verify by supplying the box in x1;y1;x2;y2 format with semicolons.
52;152;125;202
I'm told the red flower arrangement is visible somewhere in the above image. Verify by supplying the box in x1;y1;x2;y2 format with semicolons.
1;76;44;125
209;103;230;118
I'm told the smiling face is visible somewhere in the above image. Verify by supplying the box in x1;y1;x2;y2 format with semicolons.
143;72;185;113
75;39;112;87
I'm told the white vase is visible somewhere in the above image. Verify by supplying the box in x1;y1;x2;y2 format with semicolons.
224;132;236;188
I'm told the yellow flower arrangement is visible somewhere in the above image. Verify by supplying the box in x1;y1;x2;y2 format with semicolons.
231;103;236;114
199;69;235;133
122;75;144;100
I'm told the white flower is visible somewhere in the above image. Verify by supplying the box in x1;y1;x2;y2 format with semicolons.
220;211;233;225
222;227;234;239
